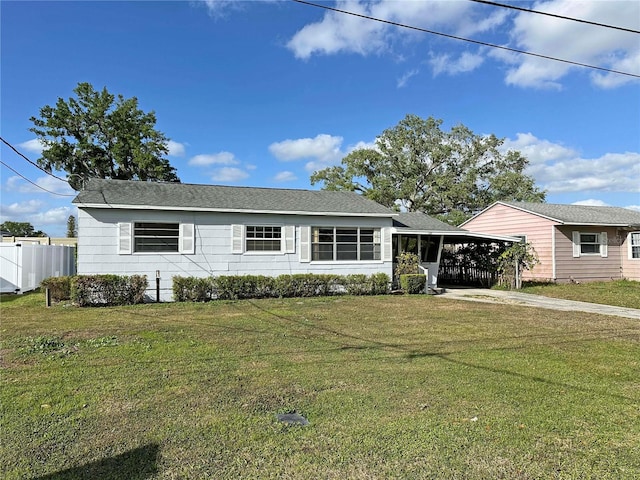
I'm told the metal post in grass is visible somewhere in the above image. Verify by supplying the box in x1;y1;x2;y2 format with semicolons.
156;270;160;303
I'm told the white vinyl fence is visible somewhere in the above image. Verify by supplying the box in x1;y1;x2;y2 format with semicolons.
0;243;76;294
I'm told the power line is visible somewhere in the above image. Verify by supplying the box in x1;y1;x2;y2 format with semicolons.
292;0;640;80
469;0;640;35
0;136;68;182
0;159;75;197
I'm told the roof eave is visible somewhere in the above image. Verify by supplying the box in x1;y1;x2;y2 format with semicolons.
74;203;397;217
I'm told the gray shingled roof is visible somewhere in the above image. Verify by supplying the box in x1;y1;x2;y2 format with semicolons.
393;212;465;232
73;179;395;216
503;201;640;226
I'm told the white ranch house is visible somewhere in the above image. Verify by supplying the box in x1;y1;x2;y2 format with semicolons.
73;179;516;301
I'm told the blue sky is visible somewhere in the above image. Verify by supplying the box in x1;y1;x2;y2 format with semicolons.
1;0;639;236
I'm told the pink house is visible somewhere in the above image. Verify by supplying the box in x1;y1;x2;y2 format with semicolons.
461;202;640;283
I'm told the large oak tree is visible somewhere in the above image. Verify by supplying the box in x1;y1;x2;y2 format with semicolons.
30;82;179;190
311;114;545;225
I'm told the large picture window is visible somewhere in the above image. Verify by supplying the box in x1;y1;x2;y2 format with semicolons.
311;227;381;261
246;226;282;251
134;222;179;252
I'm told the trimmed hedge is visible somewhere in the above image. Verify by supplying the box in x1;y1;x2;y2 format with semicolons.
173;273;390;302
41;274;149;306
40;276;73;302
72;275;148;307
400;274;427;294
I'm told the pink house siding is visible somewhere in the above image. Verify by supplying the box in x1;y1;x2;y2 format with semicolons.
554;226;622;282
463;204;555;280
621;231;640;280
464;202;640;284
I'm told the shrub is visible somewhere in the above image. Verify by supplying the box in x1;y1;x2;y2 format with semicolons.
71;274;148;306
173;276;216;302
369;272;391;295
41;276;73;302
216;275;275;300
400;274;426;294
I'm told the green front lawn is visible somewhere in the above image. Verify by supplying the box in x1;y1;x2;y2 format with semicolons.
2;292;639;479
520;279;640;309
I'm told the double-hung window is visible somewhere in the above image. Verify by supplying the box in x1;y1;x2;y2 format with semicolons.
246;226;282;252
572;231;607;258
311;227;381;261
629;232;640;259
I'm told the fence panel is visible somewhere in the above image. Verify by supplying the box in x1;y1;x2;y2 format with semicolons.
0;243;76;293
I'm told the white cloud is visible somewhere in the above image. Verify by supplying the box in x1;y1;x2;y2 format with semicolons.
1;199;45;216
504;133;640;193
273;171;297;182
269;134;344;163
4;175;75;196
286;0;492;60
626;205;640;212
167;140;186;157
188;151;238;167
504;0;640;89
430;51;485;76
17;138;44;155
286;0;638;89
397;69;418;88
211;167;249;182
28;206;72;226
571;199;609;207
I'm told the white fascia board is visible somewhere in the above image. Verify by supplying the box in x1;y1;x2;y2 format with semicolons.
459;232;523;242
75;203;397;218
562;222;636;227
391;228;464;235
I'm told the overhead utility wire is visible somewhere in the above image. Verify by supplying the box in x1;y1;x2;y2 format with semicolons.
292;0;640;80
0;159;75;196
0;136;68;182
469;0;640;35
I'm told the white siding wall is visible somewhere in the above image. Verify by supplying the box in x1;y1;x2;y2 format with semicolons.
78;208;393;301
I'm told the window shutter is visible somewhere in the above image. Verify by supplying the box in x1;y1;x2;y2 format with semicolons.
180;223;195;254
283;225;295;253
600;232;608;258
382;227;393;262
572;231;580;258
231;224;244;254
299;226;310;262
118;222;132;254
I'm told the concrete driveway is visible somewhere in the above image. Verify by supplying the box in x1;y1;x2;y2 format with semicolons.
441;287;640;320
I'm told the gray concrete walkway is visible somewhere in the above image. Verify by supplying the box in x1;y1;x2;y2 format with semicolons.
441;288;640;320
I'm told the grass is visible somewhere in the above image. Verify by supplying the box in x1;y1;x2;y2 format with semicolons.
2;290;639;479
520;279;640;309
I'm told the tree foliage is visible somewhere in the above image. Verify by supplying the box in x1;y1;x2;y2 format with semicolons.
0;221;47;237
30;82;179;190
311;114;545;224
66;215;77;238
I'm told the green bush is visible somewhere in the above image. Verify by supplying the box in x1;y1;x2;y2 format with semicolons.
71;274;148;306
173;276;216;302
369;272;391;295
400;274;426;294
171;273;390;302
40;276;73;302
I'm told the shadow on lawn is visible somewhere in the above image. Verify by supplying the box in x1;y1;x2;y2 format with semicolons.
32;443;159;480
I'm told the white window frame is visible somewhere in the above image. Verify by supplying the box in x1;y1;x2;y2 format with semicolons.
572;231;607;258
309;226;382;263
231;224;295;255
118;222;195;255
629;232;640;260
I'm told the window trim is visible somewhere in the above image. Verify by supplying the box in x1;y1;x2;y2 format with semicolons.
629;231;640;260
572;231;607;258
118;221;195;255
231;224;295;255
310;226;382;263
